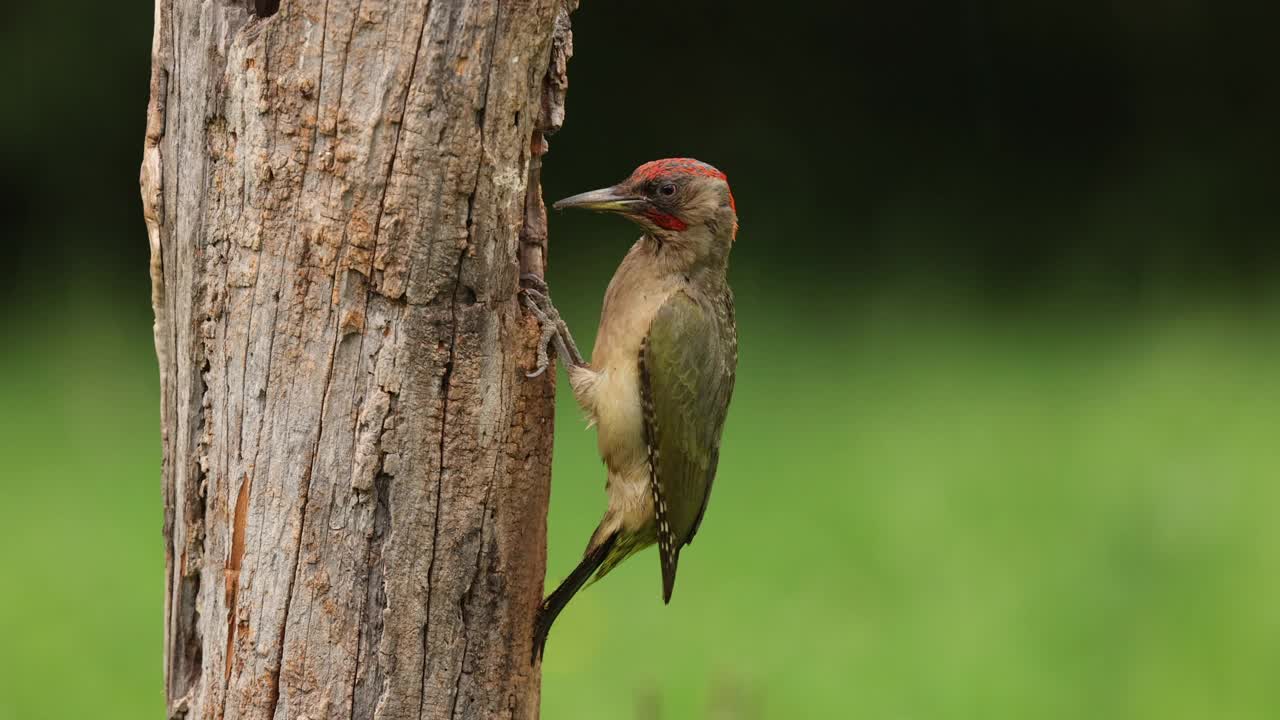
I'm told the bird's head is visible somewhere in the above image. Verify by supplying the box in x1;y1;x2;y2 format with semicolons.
553;158;738;259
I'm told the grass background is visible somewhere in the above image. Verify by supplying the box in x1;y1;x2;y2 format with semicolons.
3;284;1277;719
4;0;1279;716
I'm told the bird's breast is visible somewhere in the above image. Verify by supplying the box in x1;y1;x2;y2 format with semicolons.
591;310;656;476
589;259;680;477
591;365;644;475
589;346;657;534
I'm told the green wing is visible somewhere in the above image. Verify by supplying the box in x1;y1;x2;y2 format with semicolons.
640;289;737;603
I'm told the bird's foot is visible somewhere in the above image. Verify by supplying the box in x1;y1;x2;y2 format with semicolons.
520;273;549;294
520;275;585;377
522;290;560;377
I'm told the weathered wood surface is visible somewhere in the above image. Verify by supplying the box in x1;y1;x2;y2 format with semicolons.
141;1;576;717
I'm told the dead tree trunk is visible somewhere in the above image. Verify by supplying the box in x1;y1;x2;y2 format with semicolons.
140;1;575;718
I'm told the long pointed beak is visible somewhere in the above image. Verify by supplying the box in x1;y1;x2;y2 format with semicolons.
552;186;642;213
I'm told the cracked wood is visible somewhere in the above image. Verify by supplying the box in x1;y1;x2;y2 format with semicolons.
143;1;578;718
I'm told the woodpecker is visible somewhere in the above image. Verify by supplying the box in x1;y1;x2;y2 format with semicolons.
522;158;739;661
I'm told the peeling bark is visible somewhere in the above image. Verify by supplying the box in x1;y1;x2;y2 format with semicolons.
142;1;576;718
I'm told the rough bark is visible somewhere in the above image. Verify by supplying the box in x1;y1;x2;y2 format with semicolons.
140;1;575;718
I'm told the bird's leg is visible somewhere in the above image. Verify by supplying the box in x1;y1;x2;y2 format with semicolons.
524;290;583;376
520;274;586;377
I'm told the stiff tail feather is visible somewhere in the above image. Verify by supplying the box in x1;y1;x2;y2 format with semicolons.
532;531;619;664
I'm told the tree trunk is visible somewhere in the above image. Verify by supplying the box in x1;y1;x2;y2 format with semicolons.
140;1;575;718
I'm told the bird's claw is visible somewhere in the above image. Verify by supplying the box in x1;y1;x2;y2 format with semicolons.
519;273;549;293
521;292;557;377
520;281;586;376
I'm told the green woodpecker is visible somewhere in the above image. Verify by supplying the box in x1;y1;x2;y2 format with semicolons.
523;158;739;660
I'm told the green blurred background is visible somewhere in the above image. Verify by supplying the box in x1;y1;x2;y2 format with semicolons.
2;1;1278;718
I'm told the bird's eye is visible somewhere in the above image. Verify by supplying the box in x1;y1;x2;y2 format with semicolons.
659;182;677;197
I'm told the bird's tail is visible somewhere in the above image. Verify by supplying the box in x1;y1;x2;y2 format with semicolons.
532;531;618;664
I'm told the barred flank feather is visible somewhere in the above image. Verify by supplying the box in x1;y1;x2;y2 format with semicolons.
640;334;680;604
